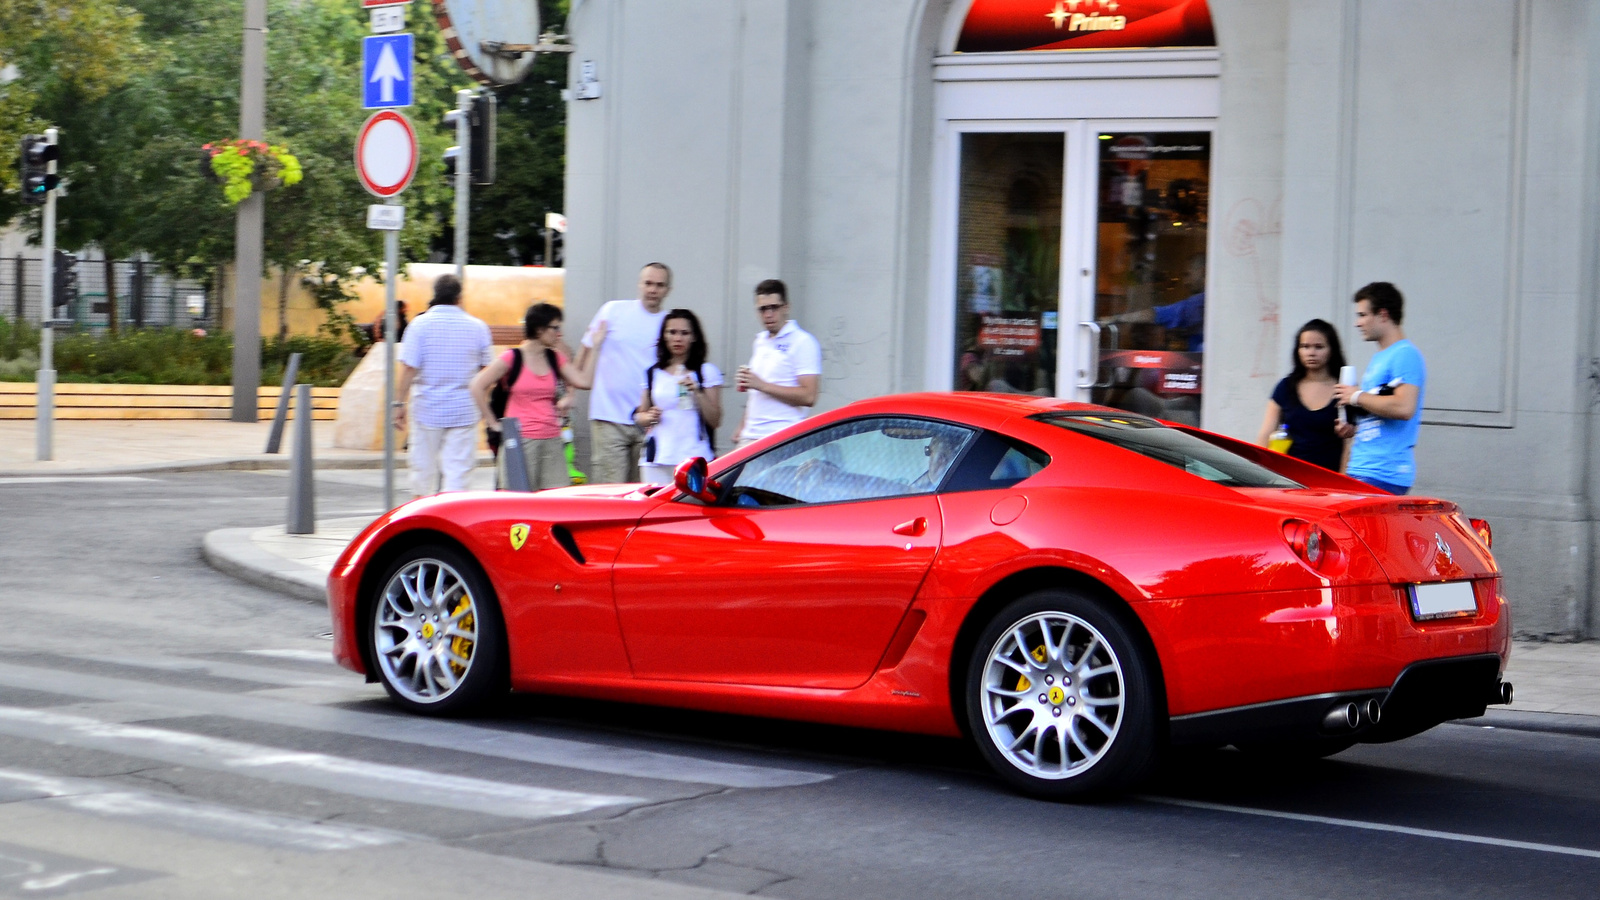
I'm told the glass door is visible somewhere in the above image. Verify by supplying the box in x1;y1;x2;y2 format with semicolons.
951;132;1064;396
946;121;1212;424
1084;128;1211;426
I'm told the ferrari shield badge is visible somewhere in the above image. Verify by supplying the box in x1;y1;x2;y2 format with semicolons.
509;523;531;551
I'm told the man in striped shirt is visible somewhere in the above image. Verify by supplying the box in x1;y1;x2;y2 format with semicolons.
393;274;493;495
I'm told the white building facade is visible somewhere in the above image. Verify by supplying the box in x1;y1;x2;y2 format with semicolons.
562;0;1600;639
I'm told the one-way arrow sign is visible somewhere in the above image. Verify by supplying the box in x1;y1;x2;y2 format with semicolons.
362;33;413;109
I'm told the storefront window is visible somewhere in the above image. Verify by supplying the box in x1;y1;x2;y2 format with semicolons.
953;133;1063;396
1090;131;1210;425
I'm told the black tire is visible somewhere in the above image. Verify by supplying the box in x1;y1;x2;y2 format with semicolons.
367;544;508;716
965;589;1161;799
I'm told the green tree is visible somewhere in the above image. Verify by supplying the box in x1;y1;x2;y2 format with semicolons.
0;0;149;224
7;0;571;315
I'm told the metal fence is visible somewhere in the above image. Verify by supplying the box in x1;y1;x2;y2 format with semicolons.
0;256;215;331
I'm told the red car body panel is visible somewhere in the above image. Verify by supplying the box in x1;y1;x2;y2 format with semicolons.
328;392;1511;741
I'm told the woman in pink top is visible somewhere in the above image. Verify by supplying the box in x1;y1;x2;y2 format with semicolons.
471;303;607;489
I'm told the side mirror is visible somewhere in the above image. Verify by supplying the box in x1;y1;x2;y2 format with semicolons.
673;457;720;503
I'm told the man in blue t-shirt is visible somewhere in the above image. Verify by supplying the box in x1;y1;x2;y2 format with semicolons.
1333;282;1426;494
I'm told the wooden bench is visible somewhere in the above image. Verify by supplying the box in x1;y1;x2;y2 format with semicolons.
489;325;524;345
0;383;340;420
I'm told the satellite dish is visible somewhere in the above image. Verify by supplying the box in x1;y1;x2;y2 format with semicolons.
432;0;543;86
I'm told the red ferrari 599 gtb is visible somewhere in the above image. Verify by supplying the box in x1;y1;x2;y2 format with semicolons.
328;393;1512;798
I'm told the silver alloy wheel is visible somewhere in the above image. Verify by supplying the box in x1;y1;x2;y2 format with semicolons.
979;612;1125;780
374;558;479;704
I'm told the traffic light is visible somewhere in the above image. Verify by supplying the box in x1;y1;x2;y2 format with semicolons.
440;91;496;185
51;250;77;321
469;91;496;186
19;134;60;205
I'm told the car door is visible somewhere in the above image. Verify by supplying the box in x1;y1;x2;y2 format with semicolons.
611;417;974;689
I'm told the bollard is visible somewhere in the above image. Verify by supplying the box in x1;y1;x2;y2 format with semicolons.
286;383;315;534
263;351;302;454
498;417;531;492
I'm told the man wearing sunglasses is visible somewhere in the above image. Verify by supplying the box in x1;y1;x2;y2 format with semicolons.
733;279;822;449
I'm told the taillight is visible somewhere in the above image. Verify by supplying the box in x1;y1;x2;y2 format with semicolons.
1468;518;1492;549
1283;519;1335;569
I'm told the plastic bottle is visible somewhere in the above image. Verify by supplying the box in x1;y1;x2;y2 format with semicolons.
1269;425;1292;454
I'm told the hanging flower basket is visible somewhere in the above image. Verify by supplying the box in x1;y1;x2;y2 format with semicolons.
200;139;303;204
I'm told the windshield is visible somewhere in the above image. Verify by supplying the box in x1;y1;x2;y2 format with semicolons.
1032;412;1301;489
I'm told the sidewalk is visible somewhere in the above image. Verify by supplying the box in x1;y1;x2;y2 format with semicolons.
0;419;388;475
203;515;1600;726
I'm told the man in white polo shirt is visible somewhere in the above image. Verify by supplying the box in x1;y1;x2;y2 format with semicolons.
576;262;671;483
733;279;822;447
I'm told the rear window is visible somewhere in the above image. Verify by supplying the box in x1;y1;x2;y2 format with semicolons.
1032;412;1300;489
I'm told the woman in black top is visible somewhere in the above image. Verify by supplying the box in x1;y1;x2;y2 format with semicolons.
1255;319;1349;471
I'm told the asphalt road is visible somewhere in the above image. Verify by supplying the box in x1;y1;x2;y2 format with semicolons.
0;471;1595;899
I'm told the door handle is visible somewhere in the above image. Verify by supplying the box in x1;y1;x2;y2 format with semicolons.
892;517;928;537
1078;321;1119;389
1076;322;1100;389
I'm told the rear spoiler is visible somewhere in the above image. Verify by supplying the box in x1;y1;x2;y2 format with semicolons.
1168;423;1384;494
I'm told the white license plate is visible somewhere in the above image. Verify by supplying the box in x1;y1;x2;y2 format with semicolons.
1409;581;1478;620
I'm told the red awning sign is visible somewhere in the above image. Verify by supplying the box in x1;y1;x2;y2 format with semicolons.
355;109;419;198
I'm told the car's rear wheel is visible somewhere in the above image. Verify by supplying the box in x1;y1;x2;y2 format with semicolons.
966;589;1161;799
369;545;507;715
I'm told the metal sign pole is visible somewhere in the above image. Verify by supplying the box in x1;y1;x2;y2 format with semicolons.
454;89;472;284
382;199;400;510
35;128;58;462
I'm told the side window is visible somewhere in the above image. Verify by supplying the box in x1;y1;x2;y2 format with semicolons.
723;417;975;506
942;431;1050;493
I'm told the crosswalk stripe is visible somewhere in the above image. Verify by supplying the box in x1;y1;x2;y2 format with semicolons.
0;658;835;789
0;769;406;852
0;706;642;821
244;649;340;663
86;654;348;689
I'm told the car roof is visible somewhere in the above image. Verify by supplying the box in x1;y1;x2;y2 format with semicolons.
823;392;1108;432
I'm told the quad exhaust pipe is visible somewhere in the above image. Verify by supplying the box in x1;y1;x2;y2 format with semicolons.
1322;698;1384;732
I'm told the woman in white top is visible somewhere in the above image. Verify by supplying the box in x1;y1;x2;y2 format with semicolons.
633;309;724;484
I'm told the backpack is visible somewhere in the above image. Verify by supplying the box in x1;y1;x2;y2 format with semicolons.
488;347;561;456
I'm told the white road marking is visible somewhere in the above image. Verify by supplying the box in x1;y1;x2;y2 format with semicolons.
0;769;404;852
88;654;346;688
245;649;339;663
0;476;157;485
0;706;642;821
1145;796;1600;860
0;660;835;789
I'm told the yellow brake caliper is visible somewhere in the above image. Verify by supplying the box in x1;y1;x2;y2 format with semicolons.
1015;645;1048;692
448;593;476;675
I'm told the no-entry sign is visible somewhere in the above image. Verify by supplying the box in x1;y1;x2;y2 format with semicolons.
354;109;419;198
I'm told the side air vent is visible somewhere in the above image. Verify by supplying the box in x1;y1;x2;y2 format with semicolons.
550;525;586;565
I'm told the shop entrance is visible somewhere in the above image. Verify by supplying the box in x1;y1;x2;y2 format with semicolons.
942;120;1212;425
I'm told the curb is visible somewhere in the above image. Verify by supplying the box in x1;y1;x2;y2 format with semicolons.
0;454;495;479
202;526;328;605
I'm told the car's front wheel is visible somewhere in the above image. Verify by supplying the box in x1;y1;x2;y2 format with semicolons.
966;589;1161;799
369;545;507;715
